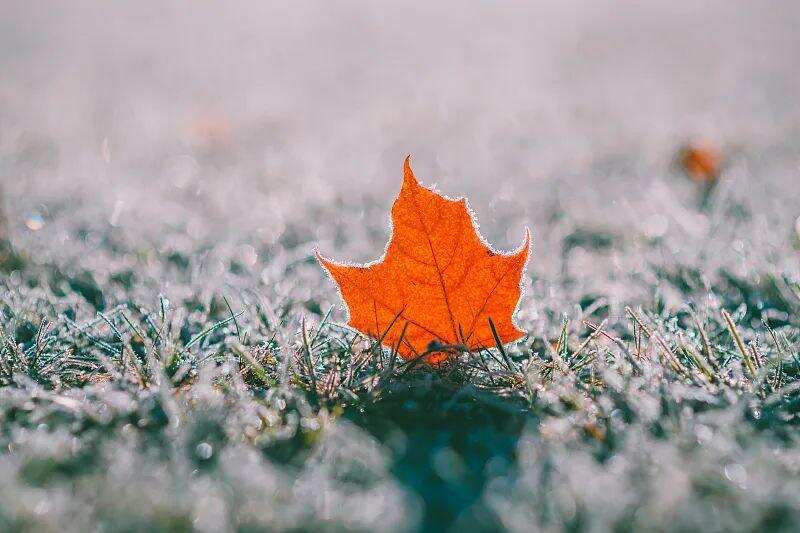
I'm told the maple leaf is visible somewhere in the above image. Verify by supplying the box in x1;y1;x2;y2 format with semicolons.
317;157;530;363
681;140;721;184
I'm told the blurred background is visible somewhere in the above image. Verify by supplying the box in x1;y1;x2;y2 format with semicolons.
1;0;799;319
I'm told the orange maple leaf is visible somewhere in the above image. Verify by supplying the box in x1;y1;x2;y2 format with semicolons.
681;141;721;184
317;157;530;363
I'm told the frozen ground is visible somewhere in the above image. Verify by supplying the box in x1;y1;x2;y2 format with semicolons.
1;1;800;531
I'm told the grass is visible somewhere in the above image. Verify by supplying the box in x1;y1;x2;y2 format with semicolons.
0;198;798;532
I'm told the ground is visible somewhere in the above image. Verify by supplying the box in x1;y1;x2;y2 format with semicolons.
1;1;800;531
